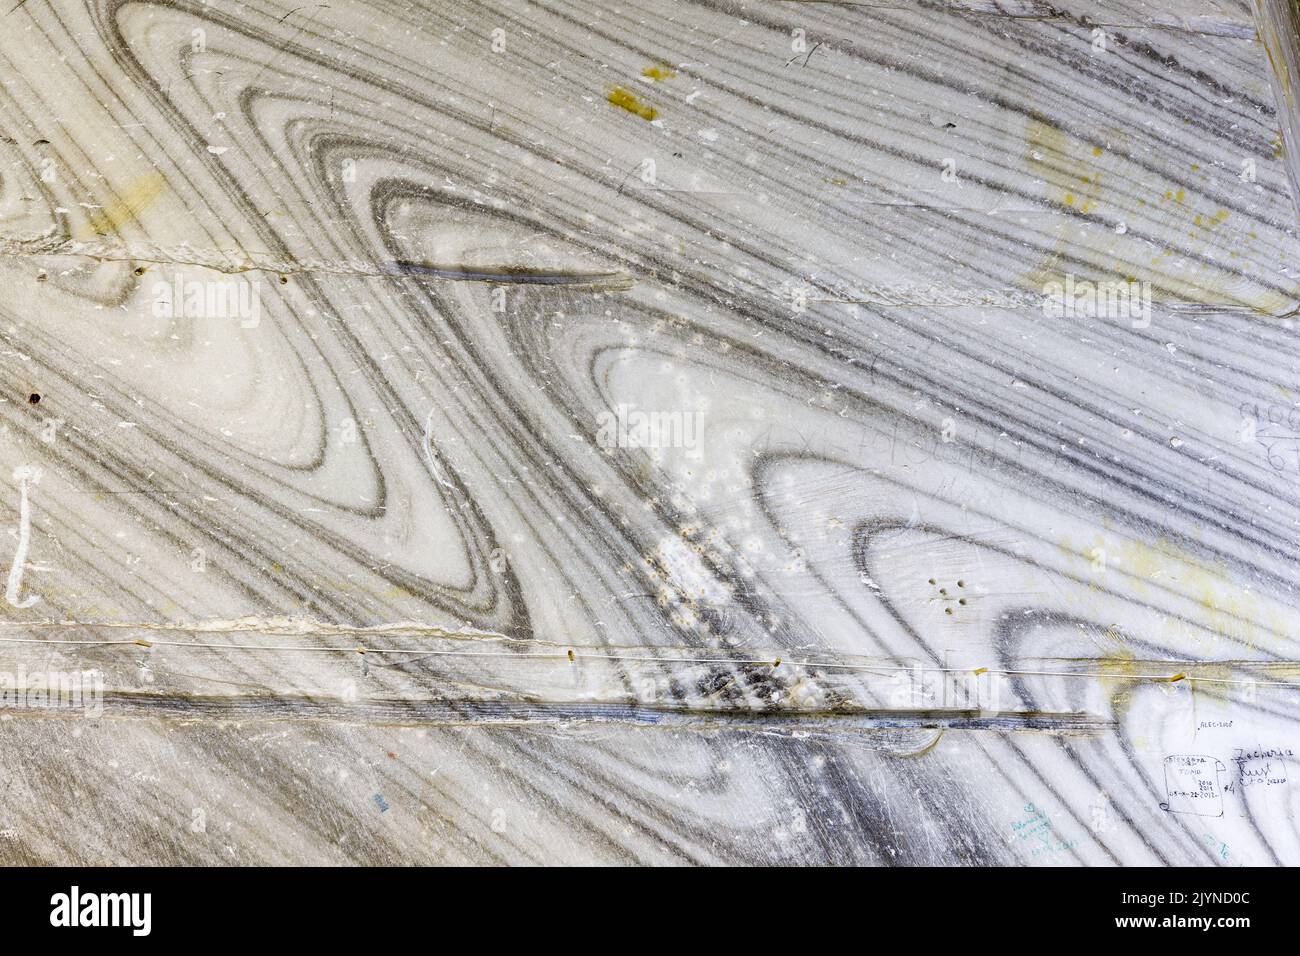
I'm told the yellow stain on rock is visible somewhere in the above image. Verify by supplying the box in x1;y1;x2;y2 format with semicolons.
1094;647;1152;716
608;87;657;121
641;64;676;81
1195;209;1230;230
78;172;166;240
1020;119;1291;312
1076;534;1272;653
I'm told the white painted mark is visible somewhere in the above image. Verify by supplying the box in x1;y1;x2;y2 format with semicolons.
6;465;42;608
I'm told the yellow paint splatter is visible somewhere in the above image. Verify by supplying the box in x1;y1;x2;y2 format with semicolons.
1091;146;1103;157
641;64;676;81
78;172;165;240
607;86;657;121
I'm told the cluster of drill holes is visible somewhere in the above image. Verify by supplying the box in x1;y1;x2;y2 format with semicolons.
928;577;967;614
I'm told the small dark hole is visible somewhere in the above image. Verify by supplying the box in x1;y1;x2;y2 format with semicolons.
27;393;40;405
